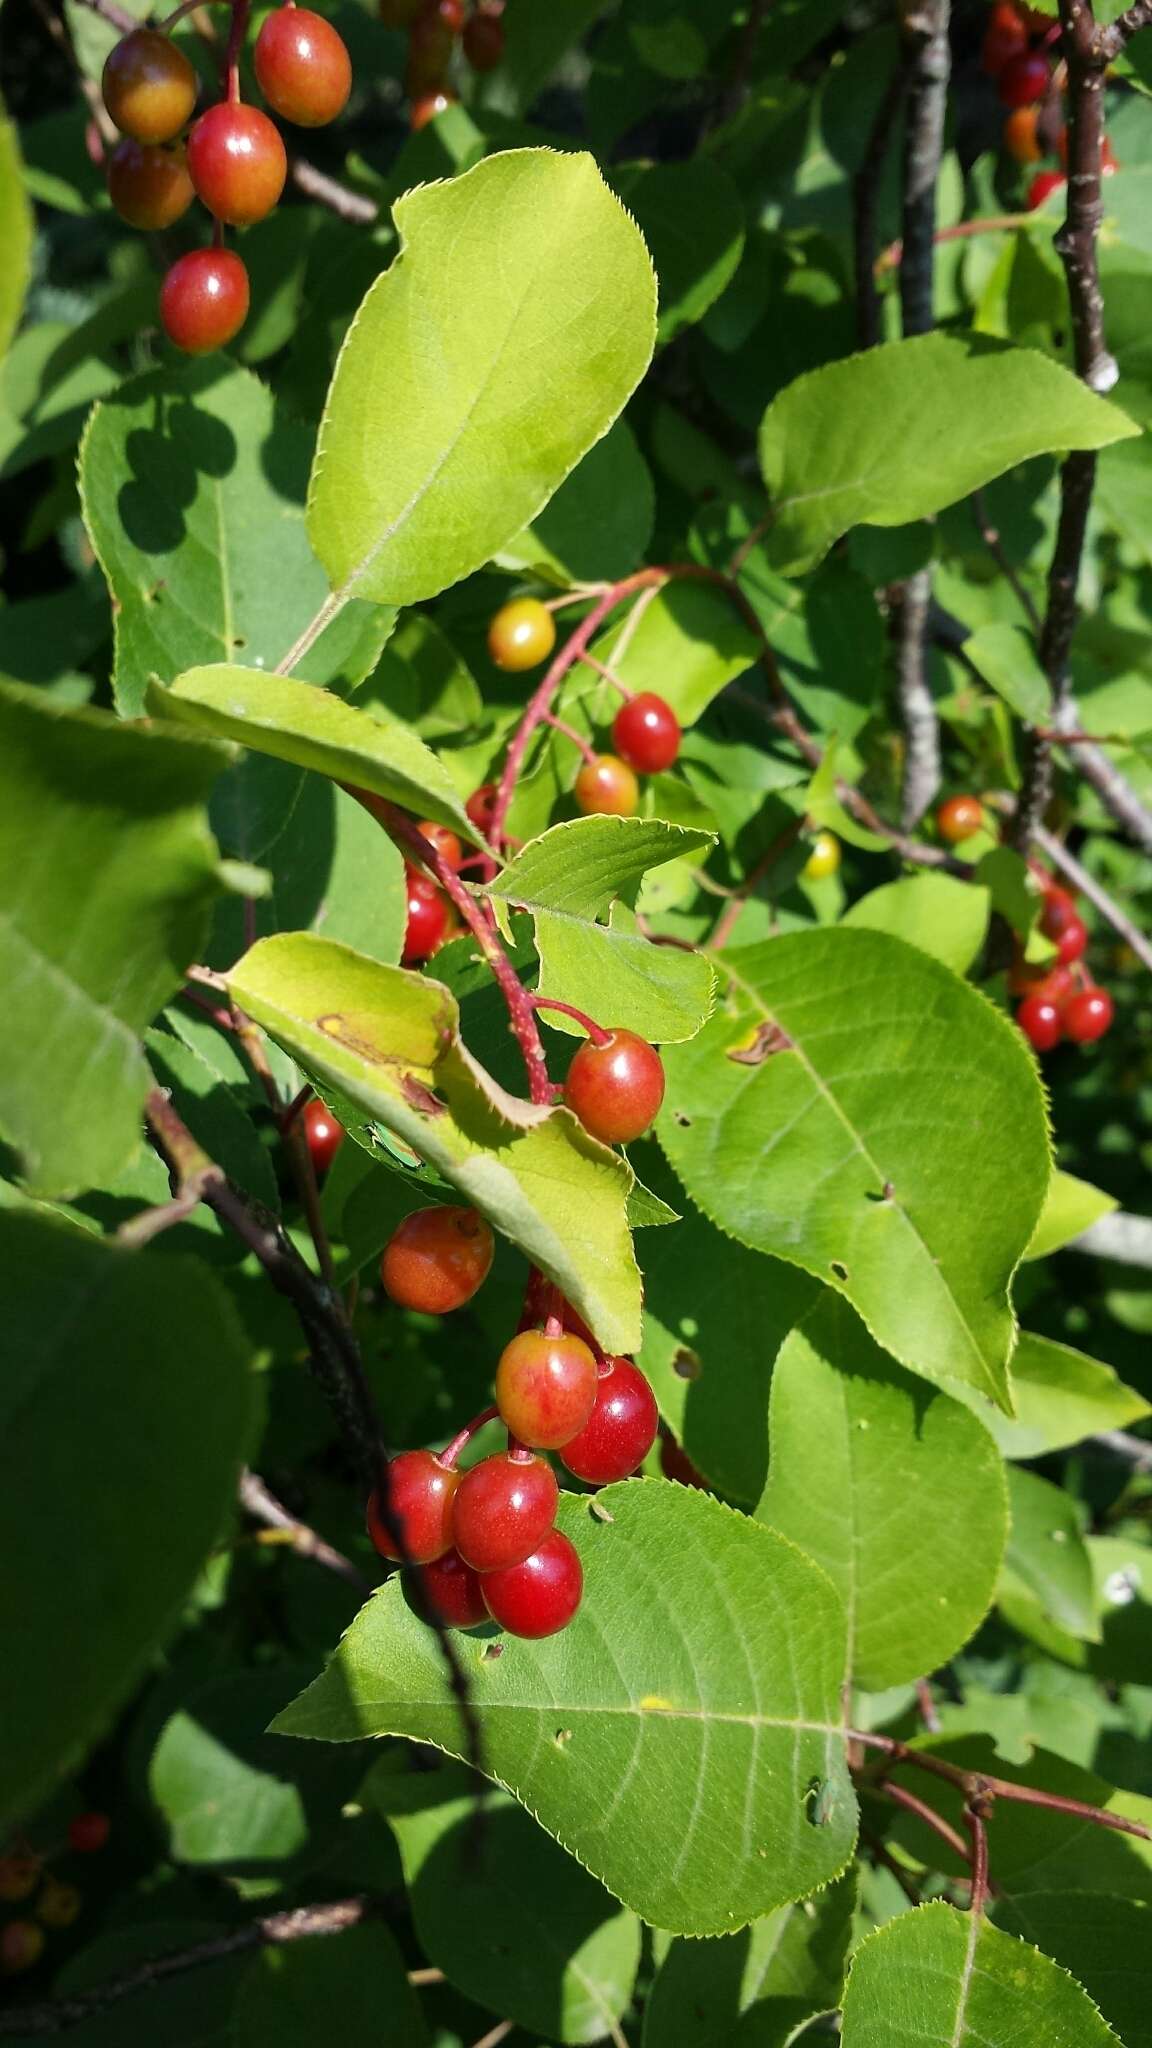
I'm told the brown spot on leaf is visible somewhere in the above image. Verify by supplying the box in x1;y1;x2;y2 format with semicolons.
672;1348;701;1381
727;1020;794;1065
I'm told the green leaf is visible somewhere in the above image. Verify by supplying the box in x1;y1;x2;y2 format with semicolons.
0;682;227;1198
996;1894;1152;2048
487;817;717;1044
0;106;33;360
233;1924;428;2048
951;1332;1149;1460
358;610;484;740
227;933;643;1353
842;871;991;974
758;335;1139;576
496;418;655;586
757;1295;1007;1688
0;1213;257;1828
588;579;759;726
376;1767;641;2044
146;1027;279;1215
841;1902;1122;2048
1025;1170;1119;1261
1004;1467;1099;1642
964;621;1052;725
610;161;746;343
643;1870;856;2048
155;663;479;847
78;362;391;718
272;1483;858;1936
657;931;1050;1410
307;150;655;611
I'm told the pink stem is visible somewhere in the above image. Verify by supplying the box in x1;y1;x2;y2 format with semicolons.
224;0;249;101
440;1405;499;1469
541;710;598;766
529;995;610;1046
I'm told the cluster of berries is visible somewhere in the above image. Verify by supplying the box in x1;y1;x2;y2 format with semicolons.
0;1814;109;1976
380;0;505;128
984;1;1119;209
369;1223;659;1637
101;6;351;355
1012;870;1114;1051
482;595;683;824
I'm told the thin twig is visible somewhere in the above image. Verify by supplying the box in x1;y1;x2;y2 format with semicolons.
970;489;1043;634
239;1470;371;1592
964;1794;992;1915
707;821;803;949
1069;1212;1152;1271
915;1677;942;1734
469;2025;513;2048
852;1728;1152;1844
877;1777;973;1865
1089;1428;1152;1470
1100;0;1152;56
289;156;378;223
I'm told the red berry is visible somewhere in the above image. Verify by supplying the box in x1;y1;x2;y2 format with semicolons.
107;138;194;228
561;1357;659;1485
403;870;448;963
1008;956;1074;1005
999;50;1050;106
1040;890;1088;964
301;1098;344;1176
1029;169;1065;209
465;784;499;835
1017;993;1064;1053
980;2;1028;75
406;15;455;91
482;1528;583;1638
186;102;287;226
416;821;463;869
159;248;250;354
254;7;352;127
612;693;681;775
463;7;504;70
1003;106;1042;163
936;794;984;844
410;88;458;127
380;1205;494;1314
660;1435;709;1490
1064;986;1114;1044
574;754;639;819
420;0;466;28
487;597;556;672
367;1448;459;1562
417;1548;488;1627
0;1919;45;1975
453;1452;559;1571
495;1330;599;1450
565;1030;665;1146
102;29;197;143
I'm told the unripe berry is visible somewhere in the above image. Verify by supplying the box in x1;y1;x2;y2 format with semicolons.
417;821;463;869
254;7;352;128
1003;106;1042;163
380;1205;494;1314
453;1451;559;1571
574;754;638;819
403;870;448;963
302;1098;344;1176
1064;986;1114;1044
495;1329;598;1450
102;29;197;144
186;102;287;226
37;1880;82;1929
465;784;499;835
367;1448;459;1562
612;693;681;775
159;249;250;354
107;138;195;229
482;1528;583;1638
1;1920;45;1974
487;597;556;672
417;1548;488;1627
802;830;840;881
565;1030;665;1147
561;1357;659;1485
936;794;984;844
67;1811;110;1854
0;1853;40;1902
410;88;458;128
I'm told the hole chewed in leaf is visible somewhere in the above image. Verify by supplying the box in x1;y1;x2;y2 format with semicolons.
727;1019;794;1066
830;1261;849;1283
672;1347;701;1381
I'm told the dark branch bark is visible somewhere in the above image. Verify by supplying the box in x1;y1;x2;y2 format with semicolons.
852;52;914;348
1100;2;1152;64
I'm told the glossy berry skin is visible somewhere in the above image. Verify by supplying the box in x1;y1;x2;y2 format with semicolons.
1064;986;1114;1044
367;1449;459;1562
1017;993;1063;1053
0;1920;45;1975
495;1330;599;1450
403;871;448;963
453;1452;559;1571
417;820;463;869
102;30;197;144
417;1548;489;1628
1040;889;1088;964
936;794;984;844
381;1204;494;1314
566;1030;664;1147
465;784;499;837
802;830;841;881
409;86;458;126
254;8;352;127
998;50;1050;106
1008;958;1073;1006
487;597;556;672
1029;169;1065;209
612;693;681;775
574;754;639;819
420;0;466;28
186;103;287;226
159;249;249;354
463;8;505;70
0;1854;40;1902
36;1880;82;1929
302;1098;344;1176
482;1528;583;1639
1003;106;1042;163
68;1811;111;1855
980;3;1028;76
561;1357;659;1485
107;139;194;229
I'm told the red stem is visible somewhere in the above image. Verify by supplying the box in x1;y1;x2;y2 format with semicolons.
965;1798;991;1916
529;995;611;1046
439;1405;498;1470
224;0;249;100
851;1729;1152;1844
879;1779;972;1866
541;710;598;766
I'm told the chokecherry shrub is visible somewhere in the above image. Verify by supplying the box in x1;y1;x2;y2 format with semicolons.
4;0;1151;2034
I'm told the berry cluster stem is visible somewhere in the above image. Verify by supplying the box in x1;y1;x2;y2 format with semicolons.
224;0;250;101
529;996;611;1046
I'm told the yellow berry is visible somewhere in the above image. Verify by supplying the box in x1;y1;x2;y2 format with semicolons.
802;831;841;881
